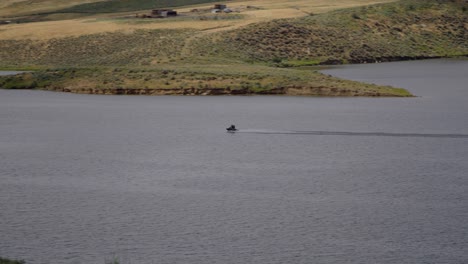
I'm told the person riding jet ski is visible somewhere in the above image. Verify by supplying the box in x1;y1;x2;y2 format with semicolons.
226;124;237;131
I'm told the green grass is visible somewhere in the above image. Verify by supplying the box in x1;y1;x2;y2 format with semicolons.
0;66;44;71
279;59;323;67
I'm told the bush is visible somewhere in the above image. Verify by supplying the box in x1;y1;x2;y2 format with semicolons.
0;257;25;264
1;79;37;89
352;13;361;19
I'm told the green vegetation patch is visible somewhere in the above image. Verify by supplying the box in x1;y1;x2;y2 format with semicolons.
0;65;413;97
0;257;25;264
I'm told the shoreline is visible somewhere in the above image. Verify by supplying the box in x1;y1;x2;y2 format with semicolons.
4;55;467;97
0;65;413;97
40;85;409;97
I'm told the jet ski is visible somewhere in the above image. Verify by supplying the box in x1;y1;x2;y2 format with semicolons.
226;125;238;132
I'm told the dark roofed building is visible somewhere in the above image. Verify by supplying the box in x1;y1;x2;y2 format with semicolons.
214;4;227;10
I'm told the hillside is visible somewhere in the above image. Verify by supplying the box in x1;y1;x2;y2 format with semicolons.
1;0;466;96
191;0;468;65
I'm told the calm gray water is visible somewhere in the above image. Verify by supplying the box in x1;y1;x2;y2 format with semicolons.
0;71;26;76
1;59;468;264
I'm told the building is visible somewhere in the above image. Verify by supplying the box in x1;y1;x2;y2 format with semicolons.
214;4;227;10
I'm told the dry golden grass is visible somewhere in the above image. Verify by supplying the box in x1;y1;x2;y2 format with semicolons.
0;0;397;40
238;0;396;11
0;19;238;40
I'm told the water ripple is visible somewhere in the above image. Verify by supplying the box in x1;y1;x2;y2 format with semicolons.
233;129;468;139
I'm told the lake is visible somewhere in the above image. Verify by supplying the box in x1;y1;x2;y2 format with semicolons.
0;71;26;76
1;59;467;264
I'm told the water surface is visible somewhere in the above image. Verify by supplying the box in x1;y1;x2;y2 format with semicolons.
1;59;467;264
0;71;26;76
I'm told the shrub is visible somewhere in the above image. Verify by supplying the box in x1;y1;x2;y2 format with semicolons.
352;13;361;19
0;257;25;264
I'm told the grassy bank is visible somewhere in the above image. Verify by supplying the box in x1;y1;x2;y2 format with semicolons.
0;65;412;96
